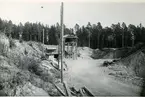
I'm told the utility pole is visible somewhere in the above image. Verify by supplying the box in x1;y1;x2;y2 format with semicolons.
43;28;45;55
89;32;90;48
43;28;44;44
97;32;99;49
19;31;23;43
60;2;64;83
102;34;104;48
122;29;124;48
87;26;91;48
131;31;135;47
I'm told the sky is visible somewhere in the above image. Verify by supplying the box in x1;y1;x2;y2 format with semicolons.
0;0;145;28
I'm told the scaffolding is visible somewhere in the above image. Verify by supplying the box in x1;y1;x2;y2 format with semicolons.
63;35;78;60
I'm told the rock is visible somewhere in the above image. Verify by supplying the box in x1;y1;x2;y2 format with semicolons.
40;60;53;70
0;90;7;96
15;82;49;96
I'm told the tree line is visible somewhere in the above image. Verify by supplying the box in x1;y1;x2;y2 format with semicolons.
0;18;145;49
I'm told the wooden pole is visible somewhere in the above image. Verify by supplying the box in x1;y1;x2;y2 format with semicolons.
98;32;99;49
60;2;64;83
132;37;134;47
131;31;135;47
53;83;65;96
122;30;124;48
76;39;78;60
43;29;44;44
89;32;90;48
73;42;75;60
82;87;94;96
67;43;69;54
43;29;45;55
63;81;71;96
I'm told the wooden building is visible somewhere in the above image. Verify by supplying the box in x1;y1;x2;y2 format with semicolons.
63;34;78;59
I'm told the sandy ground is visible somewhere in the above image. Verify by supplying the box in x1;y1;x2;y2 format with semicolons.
64;57;141;96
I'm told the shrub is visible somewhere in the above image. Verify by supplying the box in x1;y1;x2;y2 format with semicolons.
18;56;41;73
28;62;43;76
41;54;47;60
24;49;28;55
18;56;55;83
101;61;114;67
9;39;16;48
40;73;53;83
0;33;9;56
122;42;145;58
38;43;44;52
50;69;61;79
19;37;23;43
28;42;32;47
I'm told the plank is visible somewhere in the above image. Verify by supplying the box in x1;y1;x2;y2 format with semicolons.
82;86;94;96
53;83;65;96
63;81;71;96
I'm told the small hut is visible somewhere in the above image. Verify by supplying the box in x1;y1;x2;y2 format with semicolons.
63;34;78;59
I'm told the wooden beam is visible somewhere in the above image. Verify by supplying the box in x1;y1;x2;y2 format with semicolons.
82;87;94;96
79;88;85;96
63;81;71;96
53;83;65;96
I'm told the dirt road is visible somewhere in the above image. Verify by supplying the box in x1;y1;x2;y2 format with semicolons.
64;58;141;96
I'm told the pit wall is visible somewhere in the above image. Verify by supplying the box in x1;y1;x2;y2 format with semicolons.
92;48;130;59
117;51;145;77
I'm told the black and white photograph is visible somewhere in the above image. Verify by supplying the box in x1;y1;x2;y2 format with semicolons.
0;0;145;96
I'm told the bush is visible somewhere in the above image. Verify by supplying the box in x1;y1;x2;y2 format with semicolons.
28;62;43;76
50;69;61;79
41;54;47;60
38;43;44;52
28;42;33;47
40;73;53;83
24;49;28;55
122;42;145;58
101;61;114;67
18;56;41;73
0;33;9;56
18;56;55;83
9;39;16;48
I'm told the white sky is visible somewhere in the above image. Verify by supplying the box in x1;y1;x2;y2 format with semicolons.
0;0;145;28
